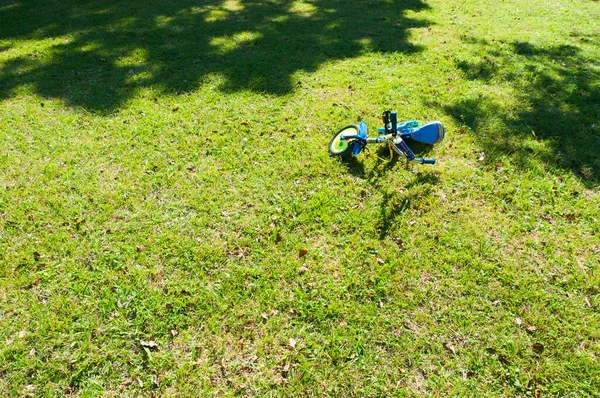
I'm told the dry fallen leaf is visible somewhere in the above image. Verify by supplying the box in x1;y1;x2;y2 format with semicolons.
298;264;309;275
140;340;158;349
170;329;178;337
526;325;537;333
443;342;457;355
515;317;522;327
376;257;384;265
391;237;405;249
289;338;297;349
226;248;248;259
498;355;510;365
18;330;27;339
298;249;308;258
532;343;544;354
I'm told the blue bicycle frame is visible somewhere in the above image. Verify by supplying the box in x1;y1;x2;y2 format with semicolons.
338;111;444;164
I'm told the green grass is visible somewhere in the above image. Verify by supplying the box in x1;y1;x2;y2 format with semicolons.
1;0;599;396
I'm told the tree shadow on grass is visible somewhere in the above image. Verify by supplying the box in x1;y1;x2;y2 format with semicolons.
0;0;429;113
445;38;600;187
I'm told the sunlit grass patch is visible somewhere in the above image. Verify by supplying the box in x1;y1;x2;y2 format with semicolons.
289;0;318;18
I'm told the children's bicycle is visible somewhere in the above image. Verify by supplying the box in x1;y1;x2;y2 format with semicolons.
329;110;444;164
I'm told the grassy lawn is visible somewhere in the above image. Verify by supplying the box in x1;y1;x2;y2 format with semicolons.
1;0;599;395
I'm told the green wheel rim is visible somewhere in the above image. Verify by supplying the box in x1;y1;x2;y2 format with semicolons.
329;126;358;155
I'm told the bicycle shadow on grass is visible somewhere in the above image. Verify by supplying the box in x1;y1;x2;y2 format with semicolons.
0;0;429;113
338;139;435;180
335;146;440;240
444;38;600;187
375;171;439;240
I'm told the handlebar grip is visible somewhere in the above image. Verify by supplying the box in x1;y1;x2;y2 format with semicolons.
418;158;436;165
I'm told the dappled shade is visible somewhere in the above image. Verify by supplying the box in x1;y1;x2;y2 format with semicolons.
447;39;600;186
0;0;428;111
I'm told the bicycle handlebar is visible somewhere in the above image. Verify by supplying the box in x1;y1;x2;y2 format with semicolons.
414;158;436;164
341;130;437;165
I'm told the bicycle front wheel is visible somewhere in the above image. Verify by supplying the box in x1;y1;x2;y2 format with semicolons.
329;124;359;158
